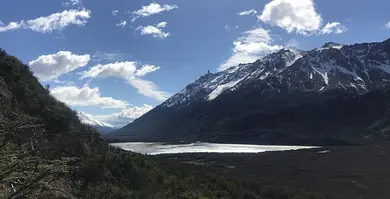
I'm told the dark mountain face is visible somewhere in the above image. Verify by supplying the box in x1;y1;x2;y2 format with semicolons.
110;39;390;145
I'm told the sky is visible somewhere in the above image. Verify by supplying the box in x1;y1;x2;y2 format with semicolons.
0;0;389;127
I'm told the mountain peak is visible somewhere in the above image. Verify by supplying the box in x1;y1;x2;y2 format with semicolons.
161;38;390;109
320;42;344;50
78;111;114;128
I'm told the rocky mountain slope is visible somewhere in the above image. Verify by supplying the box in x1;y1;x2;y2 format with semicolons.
110;38;390;145
78;111;117;134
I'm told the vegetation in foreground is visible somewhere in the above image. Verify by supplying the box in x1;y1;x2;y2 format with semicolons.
0;50;318;198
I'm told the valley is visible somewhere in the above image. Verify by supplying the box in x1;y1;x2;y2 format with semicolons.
158;144;390;199
1;0;389;198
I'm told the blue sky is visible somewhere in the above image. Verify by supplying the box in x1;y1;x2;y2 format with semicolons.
0;0;389;127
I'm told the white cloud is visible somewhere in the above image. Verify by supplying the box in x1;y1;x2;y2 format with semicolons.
225;25;230;31
219;28;283;71
29;51;90;81
385;22;390;29
237;9;257;16
51;85;129;109
52;79;76;86
259;0;322;35
80;61;138;79
131;3;178;22
135;65;160;76
62;0;82;7
156;22;167;28
112;10;119;16
80;62;170;101
0;22;23;32
26;9;91;33
0;9;91;33
117;20;127;27
320;22;347;34
95;104;153;127
137;22;170;39
129;78;170;101
92;52;125;62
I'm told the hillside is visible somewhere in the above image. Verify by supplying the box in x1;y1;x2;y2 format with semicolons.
0;50;318;198
111;38;390;145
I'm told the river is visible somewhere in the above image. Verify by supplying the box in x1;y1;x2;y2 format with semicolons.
110;142;318;155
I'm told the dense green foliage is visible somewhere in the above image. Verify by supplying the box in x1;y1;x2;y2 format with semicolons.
0;49;316;198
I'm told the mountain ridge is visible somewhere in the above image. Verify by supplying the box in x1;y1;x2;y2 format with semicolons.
109;38;390;145
160;38;390;110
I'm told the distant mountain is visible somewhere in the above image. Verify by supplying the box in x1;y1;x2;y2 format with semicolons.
110;38;390;145
78;111;117;134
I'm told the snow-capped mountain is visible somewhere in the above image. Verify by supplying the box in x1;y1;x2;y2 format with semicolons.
163;39;390;108
163;48;304;107
78;112;116;134
112;38;390;145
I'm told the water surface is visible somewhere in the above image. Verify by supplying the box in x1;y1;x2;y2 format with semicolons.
111;142;317;155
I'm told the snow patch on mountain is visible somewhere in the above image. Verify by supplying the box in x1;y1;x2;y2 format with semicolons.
312;66;329;85
207;76;247;100
162;49;304;107
318;42;344;51
375;64;390;74
78;111;114;128
286;48;303;67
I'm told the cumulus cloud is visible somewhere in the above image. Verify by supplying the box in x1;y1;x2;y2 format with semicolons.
219;28;283;71
259;0;322;35
116;20;127;27
29;51;90;81
51;85;129;109
95;104;153;127
385;22;390;29
237;9;257;16
137;22;170;39
112;10;119;16
320;22;347;34
80;62;170;101
131;3;178;22
0;9;91;33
